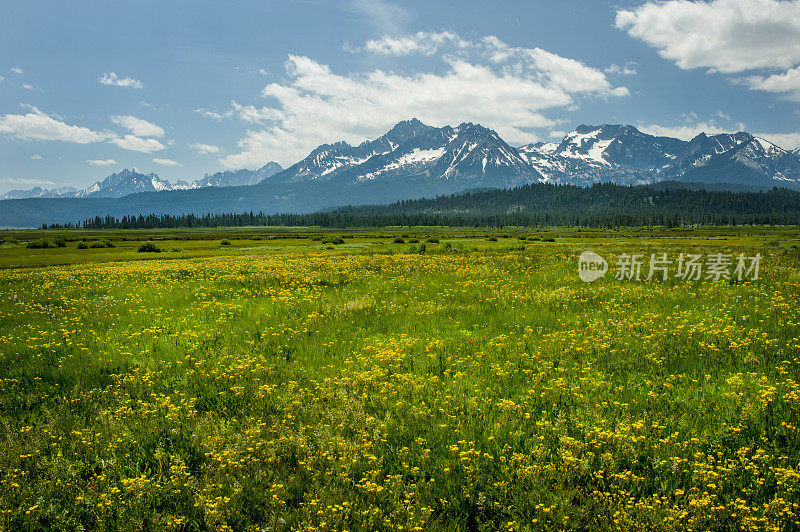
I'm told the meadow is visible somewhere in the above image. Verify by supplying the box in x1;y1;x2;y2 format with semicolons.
1;227;800;531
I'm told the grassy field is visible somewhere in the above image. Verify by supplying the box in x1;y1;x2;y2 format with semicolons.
1;227;800;530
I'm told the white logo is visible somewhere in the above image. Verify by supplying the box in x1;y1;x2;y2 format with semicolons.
578;250;608;283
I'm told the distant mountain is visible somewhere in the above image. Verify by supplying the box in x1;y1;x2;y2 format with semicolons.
2;119;800;227
267;119;542;188
0;186;78;200
190;162;283;188
0;162;283;200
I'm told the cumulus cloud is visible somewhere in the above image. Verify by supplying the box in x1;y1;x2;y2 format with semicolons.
0;105;172;155
99;72;143;88
217;34;628;168
110;115;164;137
86;159;117;166
31;154;42;160
616;0;800;74
0;105;109;143
22;83;34;90
190;143;221;154
11;67;23;74
745;65;800;100
152;157;182;166
109;134;166;153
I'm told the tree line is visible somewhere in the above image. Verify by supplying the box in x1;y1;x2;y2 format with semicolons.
48;182;800;229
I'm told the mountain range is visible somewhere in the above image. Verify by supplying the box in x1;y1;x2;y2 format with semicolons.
0;162;283;200
1;119;799;227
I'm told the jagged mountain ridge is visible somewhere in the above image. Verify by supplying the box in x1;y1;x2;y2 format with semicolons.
517;126;800;187
266;119;543;188
2;119;800;210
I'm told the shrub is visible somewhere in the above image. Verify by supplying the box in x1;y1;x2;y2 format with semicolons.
426;237;439;244
89;241;106;248
53;237;67;248
408;238;420;243
138;242;162;253
322;237;345;245
26;239;56;249
77;242;88;249
542;237;556;242
487;236;498;242
393;238;405;244
221;239;231;246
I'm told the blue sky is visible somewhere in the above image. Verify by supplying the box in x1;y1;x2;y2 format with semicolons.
2;0;800;193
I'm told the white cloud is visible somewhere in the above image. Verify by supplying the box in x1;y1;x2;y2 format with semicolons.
11;67;23;74
548;130;566;139
638;117;747;140
616;0;800;74
0;105;109;143
86;159;117;166
31;154;42;160
757;132;800;149
745;65;800;100
194;108;232;121
0;76;4;83
99;72;143;88
22;83;34;90
152;157;182;166
110;115;164;137
109;134;166;153
231;101;286;123
190;143;221;154
219;35;627;168
605;63;637;76
363;31;467;56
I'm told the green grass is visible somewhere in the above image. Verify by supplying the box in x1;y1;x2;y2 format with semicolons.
0;227;799;530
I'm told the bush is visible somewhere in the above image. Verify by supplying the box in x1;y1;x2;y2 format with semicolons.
425;237;439;244
220;239;231;246
322;237;345;245
487;236;498;242
393;238;405;244
26;239;56;249
53;237;67;248
542;237;556;242
89;241;106;248
138;242;162;253
408;238;420;243
77;242;88;249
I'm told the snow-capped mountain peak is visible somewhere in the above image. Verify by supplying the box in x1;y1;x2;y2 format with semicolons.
268;119;543;188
